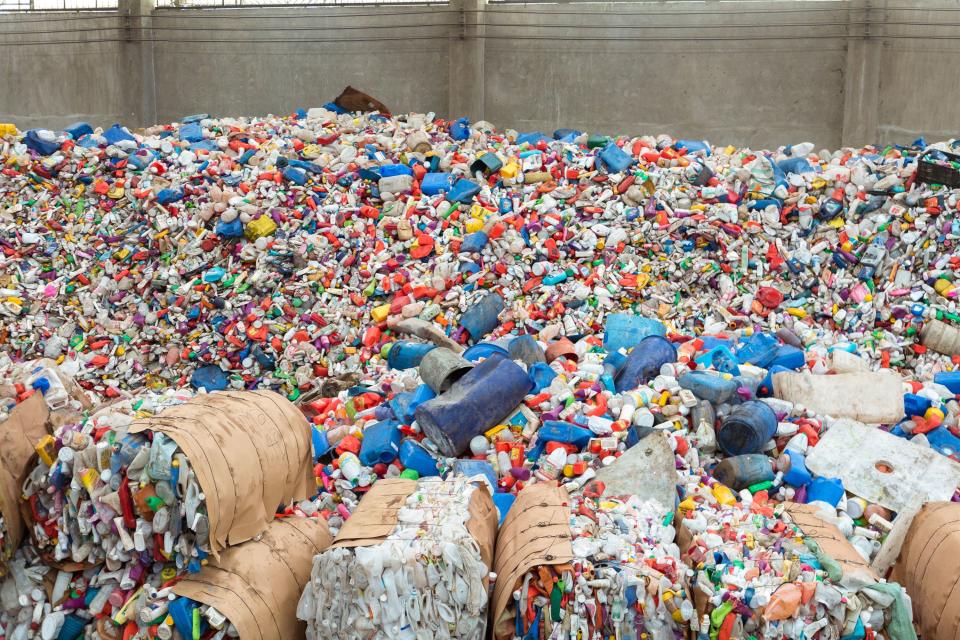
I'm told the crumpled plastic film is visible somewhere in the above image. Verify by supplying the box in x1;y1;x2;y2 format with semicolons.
492;483;692;640
22;389;312;574
297;476;496;640
677;470;912;640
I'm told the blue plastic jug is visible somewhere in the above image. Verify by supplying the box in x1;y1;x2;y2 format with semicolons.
179;122;203;143
903;393;933;418
695;345;741;376
603;314;666;353
421;172;455;195
735;333;780;367
388;384;435;424
782;449;812;487
359;420;402;466
674;139;711;155
460;231;489;254
528;421;593;460
415;353;532;457
398;438;440;477
597;142;633;173
190;365;228;392
103;124;136;146
717;401;777;455
614;336;677;393
387;341;437;370
447;178;481;204
777;157;814;175
379;163;414;177
769;345;805;370
460;293;504;341
678;371;738;404
63;122;93;140
450;117;470;141
807;477;845;507
925;427;960;458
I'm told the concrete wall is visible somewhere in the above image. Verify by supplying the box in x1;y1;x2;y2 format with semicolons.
1;0;958;148
0;13;129;130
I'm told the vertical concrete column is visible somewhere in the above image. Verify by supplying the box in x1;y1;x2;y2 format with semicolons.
841;0;885;147
447;0;485;121
119;0;157;127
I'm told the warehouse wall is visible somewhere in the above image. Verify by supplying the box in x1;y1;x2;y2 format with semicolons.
1;0;958;148
0;14;130;130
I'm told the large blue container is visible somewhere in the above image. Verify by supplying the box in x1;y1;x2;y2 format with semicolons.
179;122;204;143
807;477;845;507
398;438;440;477
379;163;414;177
359;420;402;466
415;353;532;457
447;178;482;203
509;334;546;366
735;333;780;367
421;172;455;195
103;123;136;146
387;340;437;370
528;421;593;460
695;345;741;376
711;454;774;490
678;371;738;404
603;314;666;353
717;400;777;455
934;371;960;394
450;117;470;140
614;335;677;393
460;293;505;341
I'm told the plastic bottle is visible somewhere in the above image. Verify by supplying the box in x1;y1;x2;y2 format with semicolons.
459;293;505;342
921;319;960;355
678;371;738;404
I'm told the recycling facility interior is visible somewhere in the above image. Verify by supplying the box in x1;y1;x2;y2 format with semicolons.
2;0;960;149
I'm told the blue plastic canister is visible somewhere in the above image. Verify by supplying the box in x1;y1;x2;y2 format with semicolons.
678;371;738;404
597;142;633;173
695;345;741;376
603;314;666;353
711;454;774;490
447;178;481;203
925;427;960;457
359;420;402;466
190;365;229;392
934;371;960;394
460;231;489;253
735;333;780;367
903;393;933;418
529;362;558;394
528;421;593;460
807;477;845;507
769;345;805;370
415;353;532;457
782;449;812;487
388;384;436;423
179;122;203;143
387;340;437;370
614;336;677;393
421;172;455;195
717;400;777;456
398;438;440;477
103;123;136;145
450;117;470;140
460;293;505;341
63;122;93;140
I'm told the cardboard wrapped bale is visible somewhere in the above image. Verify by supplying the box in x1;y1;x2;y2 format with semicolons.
23;390;314;570
890;502;960;640
492;483;692;640
110;517;334;640
0;394;50;574
297;477;496;640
